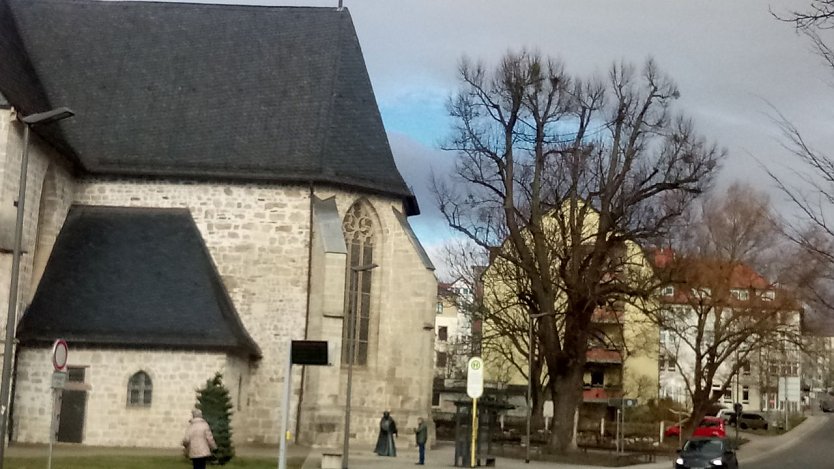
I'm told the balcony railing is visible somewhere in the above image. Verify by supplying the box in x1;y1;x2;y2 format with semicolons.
586;347;623;365
583;385;624;403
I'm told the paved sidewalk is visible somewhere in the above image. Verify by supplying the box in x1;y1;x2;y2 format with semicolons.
296;444;672;469
11;415;823;469
292;415;827;469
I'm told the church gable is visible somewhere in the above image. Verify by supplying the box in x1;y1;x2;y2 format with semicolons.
18;205;260;358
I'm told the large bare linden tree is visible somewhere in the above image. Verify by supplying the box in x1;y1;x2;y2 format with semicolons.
434;51;722;452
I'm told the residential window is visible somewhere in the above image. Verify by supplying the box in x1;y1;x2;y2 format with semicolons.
662;286;675;297
436;301;443;314
590;370;604;387
741;360;751;376
731;289;750;301
438;326;448;342
742;386;750;403
341;202;376;366
723;388;732;403
436;351;448;368
762;290;775;302
666;354;676;372
659;354;666;371
127;371;152;407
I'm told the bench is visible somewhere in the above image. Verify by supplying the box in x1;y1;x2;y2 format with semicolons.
321;452;342;469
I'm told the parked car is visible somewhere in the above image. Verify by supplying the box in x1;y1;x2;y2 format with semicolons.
675;437;738;469
665;416;727;438
736;412;768;430
716;408;735;422
821;400;834;413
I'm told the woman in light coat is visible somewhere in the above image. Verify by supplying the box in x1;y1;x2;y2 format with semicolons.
182;409;217;469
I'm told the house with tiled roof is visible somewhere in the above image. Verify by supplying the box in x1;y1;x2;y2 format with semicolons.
652;249;802;412
0;0;435;448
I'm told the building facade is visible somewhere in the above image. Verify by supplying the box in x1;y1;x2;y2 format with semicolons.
0;0;435;449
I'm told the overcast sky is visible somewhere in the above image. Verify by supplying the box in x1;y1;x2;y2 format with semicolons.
142;0;833;277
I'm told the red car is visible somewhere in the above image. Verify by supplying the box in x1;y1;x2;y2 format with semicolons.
664;416;726;438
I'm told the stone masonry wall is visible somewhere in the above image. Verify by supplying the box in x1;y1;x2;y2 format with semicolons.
74;179;311;444
0;114;437;447
297;189;437;448
13;347;244;447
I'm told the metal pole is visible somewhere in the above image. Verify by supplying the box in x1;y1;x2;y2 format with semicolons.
47;388;57;469
341;269;358;469
0;124;30;466
525;316;532;463
278;340;292;469
470;397;478;468
615;409;620;454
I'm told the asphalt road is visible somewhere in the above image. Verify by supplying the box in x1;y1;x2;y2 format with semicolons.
750;414;834;468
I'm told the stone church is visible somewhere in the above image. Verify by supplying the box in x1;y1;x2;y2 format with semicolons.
0;0;436;448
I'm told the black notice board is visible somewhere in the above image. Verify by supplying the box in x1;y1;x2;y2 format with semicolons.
291;340;329;365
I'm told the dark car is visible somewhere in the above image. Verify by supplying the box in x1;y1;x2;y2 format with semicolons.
736;412;768;430
821;400;834;413
675;437;738;469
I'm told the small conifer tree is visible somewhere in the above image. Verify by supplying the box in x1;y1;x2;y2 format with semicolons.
195;372;235;465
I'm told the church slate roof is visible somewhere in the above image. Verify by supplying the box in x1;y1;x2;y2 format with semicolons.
17;205;261;358
0;0;418;215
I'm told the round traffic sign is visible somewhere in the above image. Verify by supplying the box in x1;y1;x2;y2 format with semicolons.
52;339;68;371
466;357;484;399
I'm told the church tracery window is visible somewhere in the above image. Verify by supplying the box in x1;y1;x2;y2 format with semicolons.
127;371;153;407
342;202;376;366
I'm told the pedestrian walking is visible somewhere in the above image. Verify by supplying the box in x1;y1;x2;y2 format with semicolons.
414;417;428;465
182;408;217;469
374;410;398;456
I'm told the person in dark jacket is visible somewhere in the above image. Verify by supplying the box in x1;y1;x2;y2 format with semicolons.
414;417;428;465
374;411;397;456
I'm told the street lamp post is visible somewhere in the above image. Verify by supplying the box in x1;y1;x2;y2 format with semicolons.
0;108;74;467
341;263;377;469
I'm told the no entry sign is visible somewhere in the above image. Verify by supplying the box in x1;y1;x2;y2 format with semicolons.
51;339;68;371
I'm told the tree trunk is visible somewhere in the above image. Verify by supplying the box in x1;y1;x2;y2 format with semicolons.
548;361;585;452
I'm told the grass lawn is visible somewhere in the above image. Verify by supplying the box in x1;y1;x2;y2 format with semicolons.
4;456;304;469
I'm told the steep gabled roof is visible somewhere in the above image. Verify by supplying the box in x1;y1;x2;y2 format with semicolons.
0;0;418;214
18;205;261;358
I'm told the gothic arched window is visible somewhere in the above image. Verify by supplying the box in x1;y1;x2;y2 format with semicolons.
127;371;153;406
342;202;375;365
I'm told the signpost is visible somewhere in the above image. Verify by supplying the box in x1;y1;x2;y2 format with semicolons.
278;341;331;469
466;357;483;468
608;397;637;454
48;339;68;469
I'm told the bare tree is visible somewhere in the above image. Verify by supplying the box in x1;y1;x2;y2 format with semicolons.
766;0;834;322
773;1;834;29
652;184;803;439
434;51;721;452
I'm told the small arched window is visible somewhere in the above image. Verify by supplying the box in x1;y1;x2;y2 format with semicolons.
127;371;153;406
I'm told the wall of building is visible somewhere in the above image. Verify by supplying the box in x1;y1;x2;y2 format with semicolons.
0;116;436;448
71;181;435;448
12;347;243;447
297;189;436;448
